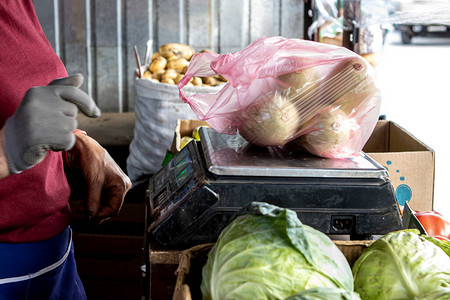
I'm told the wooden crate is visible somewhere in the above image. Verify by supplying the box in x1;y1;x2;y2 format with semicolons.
144;245;184;300
172;241;374;300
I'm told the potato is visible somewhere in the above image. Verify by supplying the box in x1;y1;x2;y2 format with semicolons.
214;75;227;82
151;52;162;61
152;69;165;81
158;43;195;60
161;68;178;80
149;56;167;73
200;49;216;53
143;70;152;79
202;76;219;86
174;73;184;84
143;44;219;86
167;57;189;73
192;77;202;86
161;78;175;85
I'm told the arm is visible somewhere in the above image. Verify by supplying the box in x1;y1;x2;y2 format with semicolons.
65;133;131;223
0;128;10;179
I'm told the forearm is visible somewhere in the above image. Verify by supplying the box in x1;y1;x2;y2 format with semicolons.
0;128;11;179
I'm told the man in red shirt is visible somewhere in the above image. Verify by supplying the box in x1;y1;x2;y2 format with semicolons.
0;1;131;299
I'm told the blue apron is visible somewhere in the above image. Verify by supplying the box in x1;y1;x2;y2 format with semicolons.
0;227;86;300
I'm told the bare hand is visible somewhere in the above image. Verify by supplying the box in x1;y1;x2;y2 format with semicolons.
67;134;131;224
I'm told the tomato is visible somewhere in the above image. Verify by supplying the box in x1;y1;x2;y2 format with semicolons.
414;211;450;240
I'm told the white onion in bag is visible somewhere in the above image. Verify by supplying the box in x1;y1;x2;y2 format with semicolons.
294;107;358;158
278;67;320;89
238;91;300;146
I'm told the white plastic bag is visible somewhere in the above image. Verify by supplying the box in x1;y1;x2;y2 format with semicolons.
127;78;221;183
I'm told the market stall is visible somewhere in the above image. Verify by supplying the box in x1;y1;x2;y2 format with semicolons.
133;32;447;299
32;1;449;299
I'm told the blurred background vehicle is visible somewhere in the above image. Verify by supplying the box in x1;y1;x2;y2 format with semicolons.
390;0;450;44
397;24;450;44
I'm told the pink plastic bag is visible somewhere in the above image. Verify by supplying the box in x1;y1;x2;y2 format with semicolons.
178;36;380;158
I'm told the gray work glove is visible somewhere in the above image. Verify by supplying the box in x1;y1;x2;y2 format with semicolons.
4;74;100;174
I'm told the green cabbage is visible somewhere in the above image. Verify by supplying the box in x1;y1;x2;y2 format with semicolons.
352;230;450;300
200;202;356;300
285;287;361;300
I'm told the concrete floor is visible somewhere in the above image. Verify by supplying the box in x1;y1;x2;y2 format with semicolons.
375;29;450;218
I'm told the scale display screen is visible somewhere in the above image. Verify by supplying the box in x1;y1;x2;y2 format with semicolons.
148;140;203;221
174;151;192;186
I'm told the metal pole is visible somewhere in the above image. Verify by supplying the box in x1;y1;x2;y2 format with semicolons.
343;0;360;52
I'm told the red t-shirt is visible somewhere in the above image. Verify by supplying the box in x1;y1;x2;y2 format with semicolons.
0;0;71;242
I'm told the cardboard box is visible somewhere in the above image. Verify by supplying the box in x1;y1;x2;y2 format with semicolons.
172;241;374;300
363;120;435;211
171;119;209;153
171;119;435;211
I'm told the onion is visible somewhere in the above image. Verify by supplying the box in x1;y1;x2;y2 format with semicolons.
238;92;300;146
278;67;320;89
293;107;357;158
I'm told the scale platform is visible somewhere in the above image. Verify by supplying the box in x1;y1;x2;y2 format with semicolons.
146;127;402;248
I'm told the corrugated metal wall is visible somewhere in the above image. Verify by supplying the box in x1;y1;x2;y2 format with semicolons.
35;0;306;113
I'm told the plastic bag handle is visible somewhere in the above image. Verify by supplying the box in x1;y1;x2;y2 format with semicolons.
177;52;220;102
177;74;192;103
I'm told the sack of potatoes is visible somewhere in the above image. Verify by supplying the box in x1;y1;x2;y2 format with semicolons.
141;43;227;87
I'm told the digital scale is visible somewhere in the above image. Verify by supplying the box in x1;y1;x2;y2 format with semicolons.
146;127;402;249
